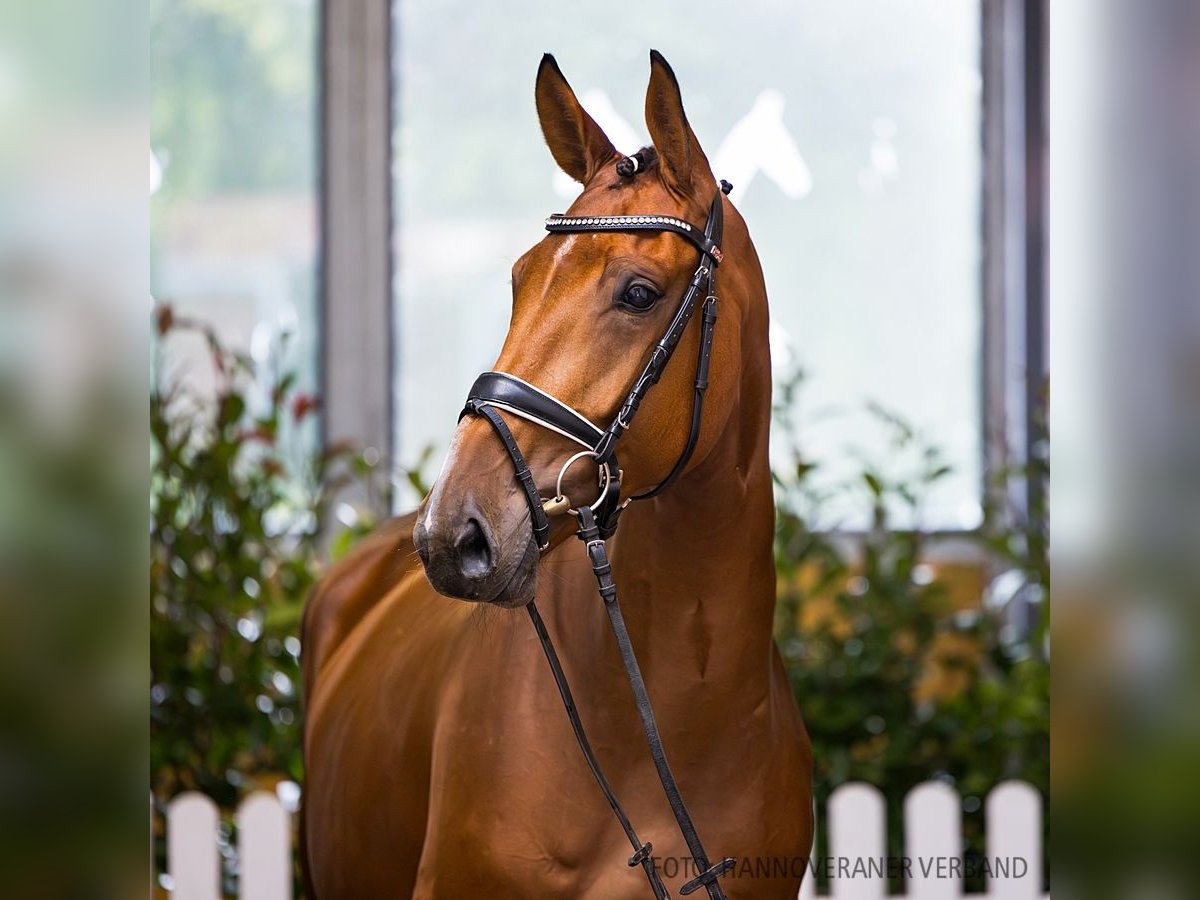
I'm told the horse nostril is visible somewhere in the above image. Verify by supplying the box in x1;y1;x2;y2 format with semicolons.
454;517;494;580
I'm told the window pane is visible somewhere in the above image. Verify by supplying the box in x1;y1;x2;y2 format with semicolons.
151;0;319;443
392;0;981;529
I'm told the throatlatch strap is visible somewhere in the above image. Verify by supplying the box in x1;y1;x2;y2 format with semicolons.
576;507;734;900
465;400;551;550
632;290;719;501
526;602;670;900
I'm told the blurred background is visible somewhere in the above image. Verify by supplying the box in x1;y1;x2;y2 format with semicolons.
2;0;1198;897
148;1;1048;895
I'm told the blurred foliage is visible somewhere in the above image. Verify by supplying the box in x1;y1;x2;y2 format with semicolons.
150;310;435;893
0;317;146;896
150;306;388;819
772;372;1049;892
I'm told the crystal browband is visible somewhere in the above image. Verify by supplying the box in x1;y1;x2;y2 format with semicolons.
546;214;695;231
545;211;722;262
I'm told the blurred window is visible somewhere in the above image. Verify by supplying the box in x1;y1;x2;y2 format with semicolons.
392;1;982;529
151;0;319;440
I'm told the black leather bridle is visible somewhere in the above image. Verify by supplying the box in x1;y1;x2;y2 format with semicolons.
459;182;733;899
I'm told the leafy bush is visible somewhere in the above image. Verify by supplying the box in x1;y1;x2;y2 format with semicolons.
151;309;416;893
772;373;1049;892
150;307;380;812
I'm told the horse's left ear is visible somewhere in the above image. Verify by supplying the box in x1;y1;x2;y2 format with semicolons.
644;50;714;196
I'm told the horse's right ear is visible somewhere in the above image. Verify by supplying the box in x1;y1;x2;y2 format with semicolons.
535;54;618;185
644;50;712;197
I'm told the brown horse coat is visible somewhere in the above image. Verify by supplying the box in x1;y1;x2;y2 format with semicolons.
303;52;813;899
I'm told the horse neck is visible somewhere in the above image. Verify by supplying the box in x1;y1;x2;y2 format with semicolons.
604;303;777;689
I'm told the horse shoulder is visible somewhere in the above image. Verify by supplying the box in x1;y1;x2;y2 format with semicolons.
301;512;420;692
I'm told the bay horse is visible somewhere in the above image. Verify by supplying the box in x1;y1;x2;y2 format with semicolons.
302;51;813;898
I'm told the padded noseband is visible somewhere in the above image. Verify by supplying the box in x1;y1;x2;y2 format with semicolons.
462;371;624;544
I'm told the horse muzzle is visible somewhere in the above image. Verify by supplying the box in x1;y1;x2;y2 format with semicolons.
414;489;539;608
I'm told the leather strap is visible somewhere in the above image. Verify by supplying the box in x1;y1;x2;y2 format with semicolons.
592;260;710;467
577;508;733;900
631;291;718;501
546;212;723;263
526;601;670;900
464;400;551;551
463;377;625;538
559;190;724;496
464;371;605;449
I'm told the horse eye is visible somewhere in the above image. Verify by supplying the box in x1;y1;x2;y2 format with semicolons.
619;283;660;312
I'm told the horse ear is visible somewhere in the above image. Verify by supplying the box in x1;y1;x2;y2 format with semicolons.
644;50;713;196
535;54;617;185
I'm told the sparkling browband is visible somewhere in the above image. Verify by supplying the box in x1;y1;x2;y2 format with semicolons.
545;212;722;263
546;214;694;231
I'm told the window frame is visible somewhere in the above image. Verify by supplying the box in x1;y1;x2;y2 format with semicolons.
318;0;395;516
319;0;1048;539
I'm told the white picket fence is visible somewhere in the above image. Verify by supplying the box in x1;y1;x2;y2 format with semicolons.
156;780;1045;899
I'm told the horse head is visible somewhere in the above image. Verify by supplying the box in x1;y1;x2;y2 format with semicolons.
414;51;765;608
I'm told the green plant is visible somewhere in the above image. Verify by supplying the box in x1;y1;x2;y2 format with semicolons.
151;308;442;893
150;306;380;809
772;371;1049;893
